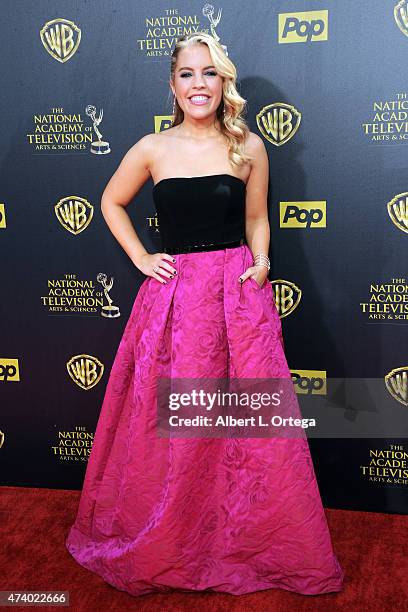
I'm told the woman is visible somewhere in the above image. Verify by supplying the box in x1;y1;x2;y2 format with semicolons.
65;32;344;597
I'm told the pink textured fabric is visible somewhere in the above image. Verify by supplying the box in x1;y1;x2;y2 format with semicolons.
65;243;344;596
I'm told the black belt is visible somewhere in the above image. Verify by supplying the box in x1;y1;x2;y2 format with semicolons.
163;238;245;255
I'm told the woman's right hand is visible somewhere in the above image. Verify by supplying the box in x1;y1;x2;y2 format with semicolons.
136;253;177;284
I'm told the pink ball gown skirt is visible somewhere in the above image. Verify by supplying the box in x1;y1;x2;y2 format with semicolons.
65;242;344;596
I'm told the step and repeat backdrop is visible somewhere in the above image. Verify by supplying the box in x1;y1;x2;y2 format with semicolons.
1;1;407;514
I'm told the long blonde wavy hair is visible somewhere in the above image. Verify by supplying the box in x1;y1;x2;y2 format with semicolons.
169;32;252;170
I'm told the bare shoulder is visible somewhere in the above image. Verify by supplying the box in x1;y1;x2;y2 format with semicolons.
245;131;268;172
244;132;269;190
125;132;157;158
119;132;163;173
129;129;177;167
141;127;177;145
244;131;267;158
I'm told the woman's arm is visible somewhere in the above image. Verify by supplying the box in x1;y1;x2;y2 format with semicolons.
239;133;270;286
101;135;177;283
101;135;153;268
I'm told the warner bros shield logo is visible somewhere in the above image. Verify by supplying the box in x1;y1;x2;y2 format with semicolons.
395;1;408;37
67;354;104;391
256;102;302;146
385;366;408;406
387;192;408;234
40;19;81;63
271;279;302;318
55;196;94;235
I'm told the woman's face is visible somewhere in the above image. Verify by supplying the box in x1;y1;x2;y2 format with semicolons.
171;44;223;121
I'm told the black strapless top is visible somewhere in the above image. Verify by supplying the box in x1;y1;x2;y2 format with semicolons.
152;174;246;253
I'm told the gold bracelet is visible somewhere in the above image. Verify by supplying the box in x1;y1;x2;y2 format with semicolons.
253;253;270;270
254;262;270;270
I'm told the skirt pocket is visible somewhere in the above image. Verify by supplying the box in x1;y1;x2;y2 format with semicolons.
248;276;264;290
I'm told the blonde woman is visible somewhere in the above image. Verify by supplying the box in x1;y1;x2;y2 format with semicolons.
66;32;344;598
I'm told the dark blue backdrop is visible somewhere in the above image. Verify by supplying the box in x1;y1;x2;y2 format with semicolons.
1;1;407;514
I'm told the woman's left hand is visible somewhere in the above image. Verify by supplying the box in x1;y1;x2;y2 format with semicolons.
238;265;268;288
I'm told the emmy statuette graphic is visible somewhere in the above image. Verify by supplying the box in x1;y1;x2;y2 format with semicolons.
203;4;228;55
85;105;111;154
97;273;120;318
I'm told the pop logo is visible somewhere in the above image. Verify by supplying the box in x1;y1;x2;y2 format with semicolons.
291;370;327;395
279;10;328;43
155;116;175;133
280;201;326;228
0;359;20;382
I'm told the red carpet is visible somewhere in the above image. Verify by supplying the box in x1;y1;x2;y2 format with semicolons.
1;486;407;611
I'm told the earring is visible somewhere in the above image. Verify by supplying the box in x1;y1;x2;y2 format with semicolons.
172;93;176;116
